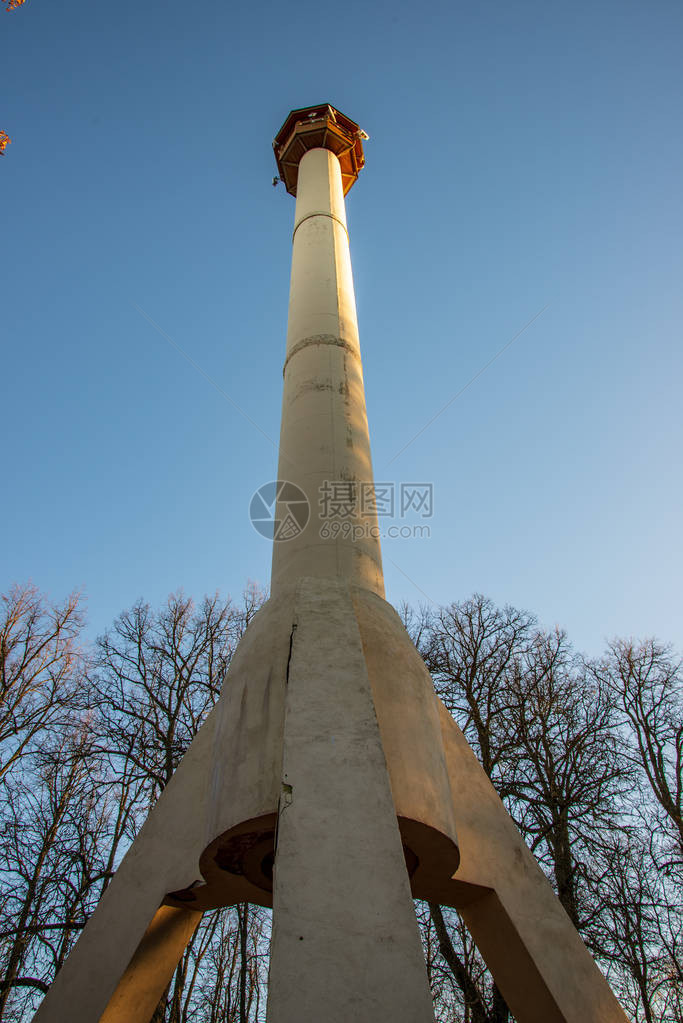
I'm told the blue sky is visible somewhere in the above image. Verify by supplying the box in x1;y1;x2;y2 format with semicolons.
3;0;682;656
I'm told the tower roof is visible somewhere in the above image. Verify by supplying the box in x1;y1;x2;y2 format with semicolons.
273;104;366;197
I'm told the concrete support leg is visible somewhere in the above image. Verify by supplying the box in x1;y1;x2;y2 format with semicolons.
32;714;219;1022
98;907;202;1023
33;898;201;1023
33;584;296;1022
428;705;628;1023
267;578;435;1023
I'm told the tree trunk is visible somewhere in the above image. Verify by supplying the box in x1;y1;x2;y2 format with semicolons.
238;903;248;1023
428;903;490;1023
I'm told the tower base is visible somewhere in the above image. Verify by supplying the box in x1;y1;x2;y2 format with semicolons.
33;579;627;1023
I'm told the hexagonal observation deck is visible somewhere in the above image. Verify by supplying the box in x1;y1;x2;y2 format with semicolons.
273;103;366;197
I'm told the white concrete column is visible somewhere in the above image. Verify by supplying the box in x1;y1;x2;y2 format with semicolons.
272;148;385;596
266;578;436;1023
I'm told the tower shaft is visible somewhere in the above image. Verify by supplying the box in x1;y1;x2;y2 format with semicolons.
273;146;383;595
269;144;439;1019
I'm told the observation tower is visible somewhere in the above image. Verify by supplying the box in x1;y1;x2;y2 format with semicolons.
34;104;628;1023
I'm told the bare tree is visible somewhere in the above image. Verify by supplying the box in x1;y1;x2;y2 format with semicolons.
427;903;509;1023
592;638;683;867
590;833;683;1023
422;595;535;790
0;727;111;1020
418;596;635;1020
416;596;533;1020
9;583;681;1023
0;584;84;785
504;628;630;933
190;906;270;1023
85;587;268;1023
1;584;270;1023
89;589;257;804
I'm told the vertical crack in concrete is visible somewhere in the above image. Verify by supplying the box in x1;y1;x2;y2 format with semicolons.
285;622;297;686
